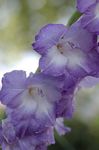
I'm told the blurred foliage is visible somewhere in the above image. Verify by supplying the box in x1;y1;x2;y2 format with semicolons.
49;118;99;150
0;0;75;63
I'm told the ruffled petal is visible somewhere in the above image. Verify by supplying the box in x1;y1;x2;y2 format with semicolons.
55;118;71;136
0;71;26;108
32;24;67;55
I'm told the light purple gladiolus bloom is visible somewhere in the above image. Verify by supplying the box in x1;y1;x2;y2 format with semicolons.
0;70;76;150
77;0;99;34
33;22;98;78
0;70;65;134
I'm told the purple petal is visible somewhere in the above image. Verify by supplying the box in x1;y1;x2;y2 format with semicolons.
32;24;67;55
0;70;26;107
2;119;16;144
81;3;99;34
79;76;99;88
64;21;96;52
77;0;96;13
55;118;71;136
56;85;75;119
1;70;26;89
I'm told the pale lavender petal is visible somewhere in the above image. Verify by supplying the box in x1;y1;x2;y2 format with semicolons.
39;49;67;76
79;76;99;88
55;118;71;136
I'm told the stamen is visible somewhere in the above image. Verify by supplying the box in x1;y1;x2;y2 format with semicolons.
28;87;34;96
57;44;64;54
28;86;44;97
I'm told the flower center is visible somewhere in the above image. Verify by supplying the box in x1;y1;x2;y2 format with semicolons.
55;40;85;68
28;86;37;96
28;86;44;97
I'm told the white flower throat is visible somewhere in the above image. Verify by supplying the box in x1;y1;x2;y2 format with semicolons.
21;84;52;115
56;40;85;67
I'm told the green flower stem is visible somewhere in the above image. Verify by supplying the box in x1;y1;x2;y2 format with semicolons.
67;11;82;26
